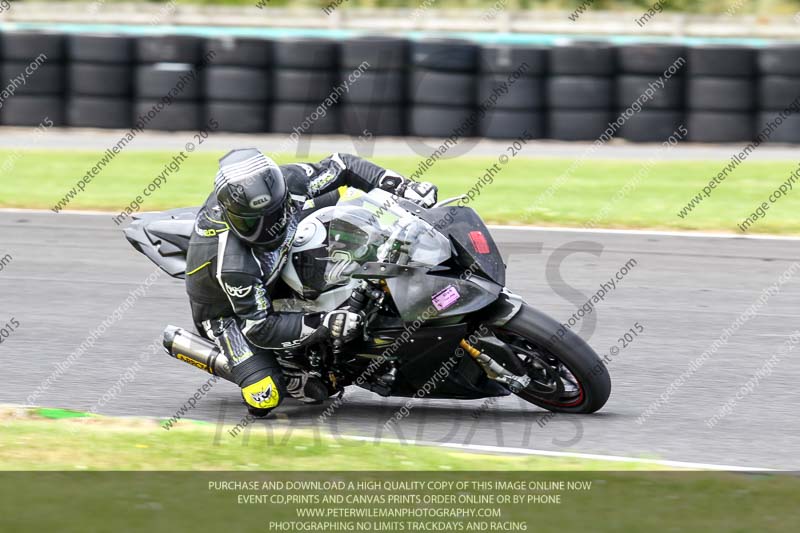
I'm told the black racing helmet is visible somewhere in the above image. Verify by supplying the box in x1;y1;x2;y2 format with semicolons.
214;148;292;250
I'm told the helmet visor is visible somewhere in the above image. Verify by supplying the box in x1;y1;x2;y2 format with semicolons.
225;199;293;248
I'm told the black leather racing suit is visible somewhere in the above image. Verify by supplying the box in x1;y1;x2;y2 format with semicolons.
184;153;410;413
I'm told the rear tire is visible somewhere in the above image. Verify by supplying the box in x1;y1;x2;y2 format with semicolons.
496;304;610;414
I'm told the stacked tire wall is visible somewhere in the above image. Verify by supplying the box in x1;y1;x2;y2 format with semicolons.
1;32;65;127
408;39;478;138
340;37;407;138
686;45;756;143
478;44;547;139
271;38;340;135
2;29;800;144
67;34;134;129
546;42;615;141
134;35;205;132
205;37;272;134
757;45;800;143
616;44;685;143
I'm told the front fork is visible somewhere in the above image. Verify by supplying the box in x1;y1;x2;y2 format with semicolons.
460;338;531;393
461;288;530;393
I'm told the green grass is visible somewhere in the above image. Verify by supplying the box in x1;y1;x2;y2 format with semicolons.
0;409;665;470
1;410;799;532
2;149;798;235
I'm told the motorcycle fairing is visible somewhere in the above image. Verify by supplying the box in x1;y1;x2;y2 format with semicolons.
417;205;506;286
352;322;510;400
123;207;199;279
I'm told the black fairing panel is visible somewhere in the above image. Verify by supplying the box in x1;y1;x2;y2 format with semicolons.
384;266;501;322
417;205;506;286
123;207;199;279
353;323;509;400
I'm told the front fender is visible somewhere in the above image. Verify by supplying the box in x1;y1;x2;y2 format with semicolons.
475;289;525;327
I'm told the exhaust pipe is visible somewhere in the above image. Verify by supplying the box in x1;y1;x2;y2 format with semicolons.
162;325;234;383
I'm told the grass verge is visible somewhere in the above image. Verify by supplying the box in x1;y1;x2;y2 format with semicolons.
1;149;798;234
0;406;667;471
1;408;798;532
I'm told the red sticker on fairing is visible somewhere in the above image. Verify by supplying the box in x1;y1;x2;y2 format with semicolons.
469;231;490;254
432;285;461;311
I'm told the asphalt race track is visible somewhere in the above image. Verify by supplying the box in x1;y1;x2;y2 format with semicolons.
2;210;800;469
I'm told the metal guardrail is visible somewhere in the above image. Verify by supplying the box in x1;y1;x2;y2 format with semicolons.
1;4;800;40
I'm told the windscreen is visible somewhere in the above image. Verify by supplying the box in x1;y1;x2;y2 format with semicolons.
322;189;451;285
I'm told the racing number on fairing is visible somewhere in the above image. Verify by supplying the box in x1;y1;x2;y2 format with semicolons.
325;250;354;285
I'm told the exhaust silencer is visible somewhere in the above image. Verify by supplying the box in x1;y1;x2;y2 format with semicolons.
162;325;234;383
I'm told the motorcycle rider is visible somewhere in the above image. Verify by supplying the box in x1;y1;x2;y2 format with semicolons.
184;148;438;417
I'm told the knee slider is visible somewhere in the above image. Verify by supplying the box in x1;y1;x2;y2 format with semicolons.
235;357;286;411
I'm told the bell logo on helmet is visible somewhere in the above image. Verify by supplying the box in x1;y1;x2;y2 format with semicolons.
250;194;271;208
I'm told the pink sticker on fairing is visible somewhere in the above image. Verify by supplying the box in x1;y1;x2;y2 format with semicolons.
432;285;461;311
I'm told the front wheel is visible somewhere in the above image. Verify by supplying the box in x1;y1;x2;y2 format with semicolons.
490;304;611;414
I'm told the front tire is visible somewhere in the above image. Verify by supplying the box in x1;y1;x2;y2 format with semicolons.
494;304;611;414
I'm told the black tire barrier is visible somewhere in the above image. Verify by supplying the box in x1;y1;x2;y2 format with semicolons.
478;109;545;139
687;45;756;77
0;96;64;126
273;38;338;70
409;70;475;106
617;110;684;143
616;44;686;75
616;75;684;109
339;70;405;104
758;45;800;76
546;76;613;109
204;37;273;68
546;110;613;141
341;104;405;137
67;34;134;64
409;106;477;137
755;111;800;143
206;102;270;133
204;67;270;102
758;76;800;110
67;64;132;97
410;39;478;72
479;44;548;75
273;69;337;103
0;31;65;61
270;102;340;134
340;37;408;70
66;97;132;129
1;63;65;95
134;100;203;131
687;77;755;111
478;75;545;109
136;35;203;64
5;29;800;144
135;64;202;101
686;112;754;143
549;42;615;76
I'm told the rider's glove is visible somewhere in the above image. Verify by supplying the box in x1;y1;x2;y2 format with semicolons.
402;181;438;208
322;309;363;341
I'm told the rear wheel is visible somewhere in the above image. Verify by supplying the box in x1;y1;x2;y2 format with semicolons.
492;304;611;414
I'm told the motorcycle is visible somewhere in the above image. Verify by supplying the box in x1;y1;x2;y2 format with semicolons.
124;188;610;414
